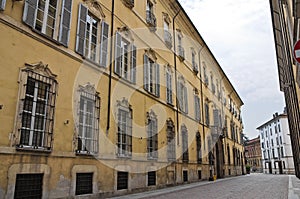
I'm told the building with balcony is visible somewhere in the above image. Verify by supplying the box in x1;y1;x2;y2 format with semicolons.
257;110;294;174
269;0;300;179
0;0;244;198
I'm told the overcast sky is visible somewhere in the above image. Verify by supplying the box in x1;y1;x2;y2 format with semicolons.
178;0;286;139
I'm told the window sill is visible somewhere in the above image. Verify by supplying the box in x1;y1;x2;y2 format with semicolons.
16;145;51;153
117;154;132;159
31;29;63;47
75;150;97;156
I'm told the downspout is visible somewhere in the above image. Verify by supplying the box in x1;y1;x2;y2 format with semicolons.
172;5;180;185
198;45;205;159
173;9;180;144
106;0;115;134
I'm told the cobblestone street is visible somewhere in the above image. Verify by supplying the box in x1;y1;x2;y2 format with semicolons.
112;174;300;199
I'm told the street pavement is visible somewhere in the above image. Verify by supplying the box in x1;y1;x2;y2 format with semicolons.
111;173;300;199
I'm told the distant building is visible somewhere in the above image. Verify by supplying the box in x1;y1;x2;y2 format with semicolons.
245;136;262;172
257;111;294;174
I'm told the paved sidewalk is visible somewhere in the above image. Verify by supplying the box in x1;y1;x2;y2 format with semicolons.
289;175;300;199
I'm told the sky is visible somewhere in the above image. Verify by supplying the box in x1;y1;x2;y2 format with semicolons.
178;0;286;139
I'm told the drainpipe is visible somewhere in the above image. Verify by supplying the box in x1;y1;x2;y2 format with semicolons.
106;0;115;134
172;4;180;185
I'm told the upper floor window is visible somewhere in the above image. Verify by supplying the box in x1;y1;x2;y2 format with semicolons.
144;52;160;97
23;0;72;46
146;0;156;30
116;98;132;157
147;110;158;159
0;0;6;10
177;76;188;114
163;13;172;48
177;33;185;61
166;66;173;104
115;30;136;83
122;0;134;8
166;118;175;161
192;51;198;74
15;62;57;151
194;93;201;122
76;4;109;67
76;84;100;155
203;64;209;86
204;102;210;126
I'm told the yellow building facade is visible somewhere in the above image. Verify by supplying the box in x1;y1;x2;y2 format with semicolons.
0;0;244;198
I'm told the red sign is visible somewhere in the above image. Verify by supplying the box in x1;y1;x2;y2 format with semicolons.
293;40;300;63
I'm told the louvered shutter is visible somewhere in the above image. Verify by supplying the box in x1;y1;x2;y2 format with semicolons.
114;32;122;75
213;109;220;128
155;63;160;97
143;55;149;91
23;0;38;28
59;0;72;46
184;86;188;113
75;4;87;55
131;45;136;83
100;21;109;67
177;82;182;111
0;0;6;10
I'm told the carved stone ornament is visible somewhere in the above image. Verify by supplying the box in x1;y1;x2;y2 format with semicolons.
146;110;157;124
162;12;171;24
117;26;134;41
117;97;131;109
145;48;157;61
78;83;97;95
83;0;105;18
23;62;57;79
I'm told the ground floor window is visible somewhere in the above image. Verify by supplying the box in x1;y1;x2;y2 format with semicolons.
76;173;93;195
183;170;188;182
117;172;128;190
14;173;43;199
148;171;156;186
228;169;231;175
198;170;202;180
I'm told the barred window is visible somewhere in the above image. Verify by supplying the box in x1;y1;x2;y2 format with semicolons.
147;171;156;186
166;67;173;104
194;95;200;122
75;173;93;195
196;132;202;163
16;63;57;151
147;111;158;159
117;172;128;190
116;98;132;157
182;125;188;163
166;119;175;161
76;85;100;155
14;173;43;199
177;77;188;114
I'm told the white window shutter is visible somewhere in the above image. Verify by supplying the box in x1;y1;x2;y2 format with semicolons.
0;0;6;10
59;0;73;47
75;4;87;55
100;21;109;67
177;82;182;111
213;109;221;128
143;55;149;91
155;63;160;97
23;0;38;28
114;32;122;75
131;45;136;83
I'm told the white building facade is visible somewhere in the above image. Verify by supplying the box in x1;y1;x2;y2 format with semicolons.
257;111;294;175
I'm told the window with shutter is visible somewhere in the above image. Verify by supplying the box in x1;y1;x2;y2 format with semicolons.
0;0;6;10
147;110;158;159
177;78;188;114
23;0;72;45
143;55;160;96
182;125;188;163
194;95;200;122
114;32;136;83
75;4;109;65
166;67;172;104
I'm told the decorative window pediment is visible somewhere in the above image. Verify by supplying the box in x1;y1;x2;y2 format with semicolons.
23;62;57;79
83;0;105;18
144;48;157;61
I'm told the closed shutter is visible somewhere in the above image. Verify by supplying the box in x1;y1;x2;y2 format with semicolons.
100;21;109;67
0;0;6;10
143;55;149;91
59;0;72;46
114;32;122;75
23;0;38;27
155;63;160;97
213;109;220;128
184;86;188;113
131;45;136;83
75;4;87;55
